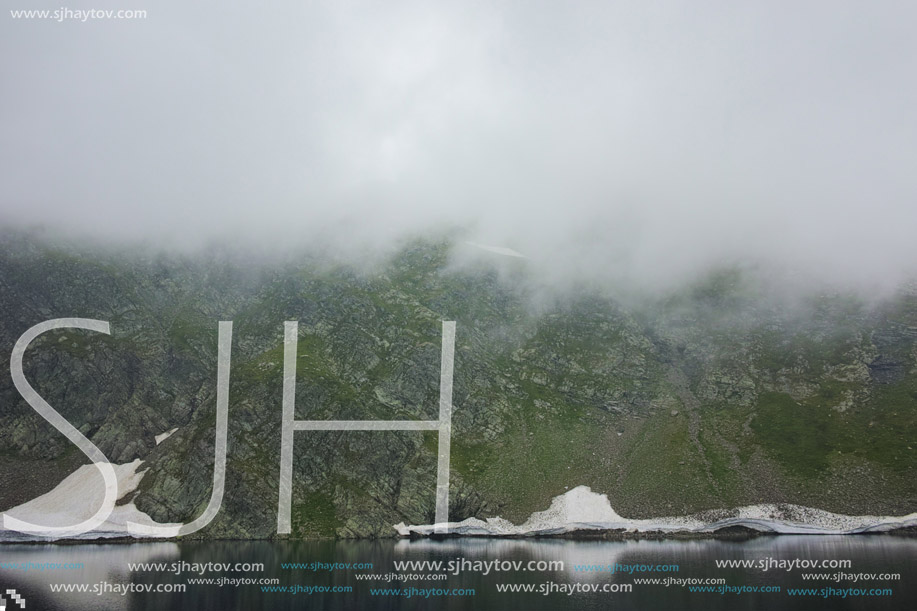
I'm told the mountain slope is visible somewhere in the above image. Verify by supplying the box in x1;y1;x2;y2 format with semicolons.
1;232;915;537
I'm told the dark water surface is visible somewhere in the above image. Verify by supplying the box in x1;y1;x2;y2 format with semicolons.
1;535;915;610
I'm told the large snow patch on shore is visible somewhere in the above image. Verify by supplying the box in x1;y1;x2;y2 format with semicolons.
395;485;917;537
1;460;181;541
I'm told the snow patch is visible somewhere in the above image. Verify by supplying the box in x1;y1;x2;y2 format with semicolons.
1;460;181;541
155;427;179;445
464;241;526;258
395;485;917;537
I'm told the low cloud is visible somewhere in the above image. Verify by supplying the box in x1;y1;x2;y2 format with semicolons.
2;1;916;295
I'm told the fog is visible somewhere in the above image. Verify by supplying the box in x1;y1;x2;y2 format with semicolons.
2;1;916;294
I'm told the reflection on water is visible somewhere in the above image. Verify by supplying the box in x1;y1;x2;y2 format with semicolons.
0;536;915;610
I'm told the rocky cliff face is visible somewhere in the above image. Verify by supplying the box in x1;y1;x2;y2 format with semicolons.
1;232;915;537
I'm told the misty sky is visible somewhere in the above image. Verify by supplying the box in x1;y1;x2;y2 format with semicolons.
1;1;916;291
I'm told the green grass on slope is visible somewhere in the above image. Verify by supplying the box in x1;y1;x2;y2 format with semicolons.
290;490;342;538
751;392;833;476
752;380;917;477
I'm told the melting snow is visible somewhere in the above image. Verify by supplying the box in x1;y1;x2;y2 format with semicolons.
395;485;917;537
155;427;179;445
1;460;181;540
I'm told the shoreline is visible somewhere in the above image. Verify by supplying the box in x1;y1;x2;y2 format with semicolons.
3;524;917;545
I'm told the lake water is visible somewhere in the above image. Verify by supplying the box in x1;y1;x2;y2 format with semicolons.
1;535;915;610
